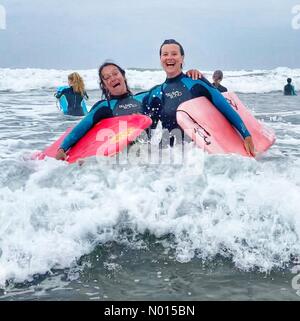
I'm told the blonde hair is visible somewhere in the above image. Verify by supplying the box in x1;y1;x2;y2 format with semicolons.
68;72;86;97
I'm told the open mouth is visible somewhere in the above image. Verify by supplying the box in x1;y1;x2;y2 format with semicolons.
112;82;121;88
166;63;175;67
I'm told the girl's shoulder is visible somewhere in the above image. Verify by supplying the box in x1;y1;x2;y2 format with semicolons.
89;99;109;112
133;90;150;101
56;85;71;94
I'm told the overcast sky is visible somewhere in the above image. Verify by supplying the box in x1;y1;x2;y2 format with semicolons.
0;0;299;70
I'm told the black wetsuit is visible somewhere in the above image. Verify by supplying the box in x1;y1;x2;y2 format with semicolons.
284;84;296;96
213;83;228;93
143;73;250;140
55;86;89;116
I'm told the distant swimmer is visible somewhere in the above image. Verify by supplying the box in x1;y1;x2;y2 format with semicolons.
55;72;89;116
212;70;228;93
283;78;297;96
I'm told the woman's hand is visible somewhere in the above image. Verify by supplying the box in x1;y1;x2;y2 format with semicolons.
186;69;203;80
55;148;67;160
244;136;256;157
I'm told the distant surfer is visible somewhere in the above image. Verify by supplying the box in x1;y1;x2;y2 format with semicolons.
283;78;297;96
55;72;89;116
212;70;228;93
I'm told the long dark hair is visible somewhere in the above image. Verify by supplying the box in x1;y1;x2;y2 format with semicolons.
98;62;132;99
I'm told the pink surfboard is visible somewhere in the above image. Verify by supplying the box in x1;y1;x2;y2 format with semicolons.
34;115;152;163
176;92;276;157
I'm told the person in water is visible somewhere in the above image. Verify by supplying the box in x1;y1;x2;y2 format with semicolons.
55;62;202;160
283;78;297;96
212;70;228;93
55;63;146;160
143;39;255;156
55;72;89;116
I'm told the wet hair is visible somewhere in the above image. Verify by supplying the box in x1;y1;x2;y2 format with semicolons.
213;70;223;81
287;78;292;83
159;39;185;56
68;72;85;97
98;62;132;99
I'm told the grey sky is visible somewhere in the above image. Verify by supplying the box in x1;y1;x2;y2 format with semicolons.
0;0;299;70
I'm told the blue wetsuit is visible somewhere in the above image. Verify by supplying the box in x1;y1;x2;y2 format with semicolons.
55;86;89;116
143;73;250;139
60;92;149;151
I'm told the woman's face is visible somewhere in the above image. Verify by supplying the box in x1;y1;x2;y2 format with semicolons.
160;44;184;78
101;65;127;96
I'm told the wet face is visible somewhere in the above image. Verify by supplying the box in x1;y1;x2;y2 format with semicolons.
160;44;184;78
101;65;127;96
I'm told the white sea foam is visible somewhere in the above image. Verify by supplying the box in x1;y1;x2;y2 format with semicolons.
0;71;299;288
1;67;299;93
0;150;300;287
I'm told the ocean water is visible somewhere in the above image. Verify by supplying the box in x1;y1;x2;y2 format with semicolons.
0;68;300;301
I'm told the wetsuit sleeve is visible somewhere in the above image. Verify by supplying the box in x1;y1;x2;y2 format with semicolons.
60;103;113;151
192;78;251;138
292;85;297;96
55;88;66;99
89;100;103;113
81;94;88;115
55;88;69;114
81;102;88;115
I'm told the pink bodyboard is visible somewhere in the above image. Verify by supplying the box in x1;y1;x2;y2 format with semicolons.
176;92;275;157
35;115;152;163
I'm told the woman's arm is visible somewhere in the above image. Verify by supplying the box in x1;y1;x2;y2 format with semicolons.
192;79;255;156
57;103;112;156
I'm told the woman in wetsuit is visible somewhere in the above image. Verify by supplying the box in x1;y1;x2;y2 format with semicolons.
55;72;89;116
143;39;255;156
55;63;149;160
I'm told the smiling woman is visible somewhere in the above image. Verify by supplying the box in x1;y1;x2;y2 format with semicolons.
159;39;185;78
143;39;256;156
55;62;149;161
0;5;6;30
98;62;132;99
